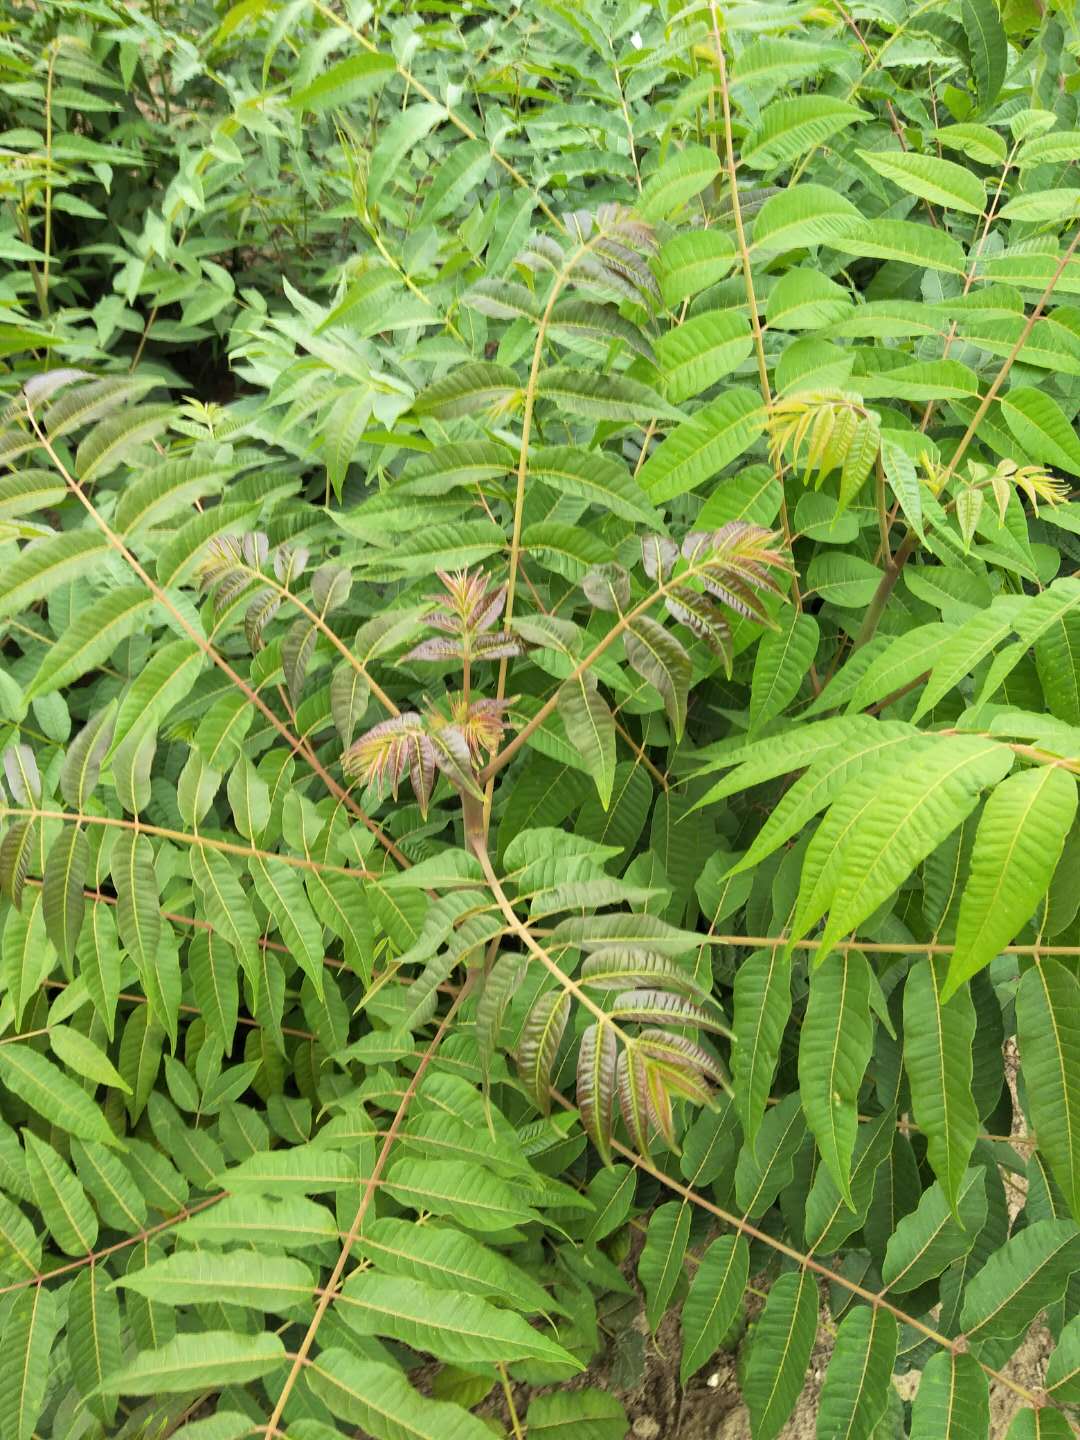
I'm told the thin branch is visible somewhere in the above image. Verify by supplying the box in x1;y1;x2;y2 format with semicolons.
482;585;664;784
709;2;799;609
489;227;605;807
549;1088;1046;1408
0;1194;224;1297
259;989;466;1435
0;806;369;880
25;409;410;869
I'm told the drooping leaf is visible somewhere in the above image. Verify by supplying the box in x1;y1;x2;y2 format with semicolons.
816;1305;897;1440
909;1350;989;1440
624;616;691;739
791;734;1013;959
679;1233;749;1384
0;1286;61;1440
41;824;88;962
67;1266;121;1424
639;1201;691;1332
1017;960;1080;1224
116;1249;315;1312
858;148;986;214
903;956;980;1217
946;767;1077;996
750;611;819;732
881;1169;987;1292
733;945;791;1146
960;0;1007;110
577;1021;619;1165
639;390;764;502
798;950;873;1207
742;1269;818;1440
0;1044;118;1146
656;311;754;403
559;675;616;808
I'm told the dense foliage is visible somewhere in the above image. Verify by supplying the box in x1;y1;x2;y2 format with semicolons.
2;0;1080;1436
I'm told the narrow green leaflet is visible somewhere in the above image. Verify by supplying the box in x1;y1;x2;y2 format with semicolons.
657;231;736;305
337;1272;582;1371
290;53;395;112
624;615;691;739
214;1144;361;1196
792;734;1013;957
179;1194;335;1250
909;1351;988;1440
528;446;661;527
111;829;161;980
189;845;260;983
960;1218;1080;1340
414;363;519;421
881;1169;987;1292
749;611;819;732
638;145;721;219
116;1250;314;1311
655;311;753;402
857;149;986;214
0;1044;118;1146
527;1391;628;1440
733;945;791;1146
1017;961;1080;1223
743;1269;818;1440
0;1286;61;1440
49;1025;130;1095
639;390;763;502
558;675;615;807
680;1233;749;1384
827;219;966;274
41;824;87;962
804;1108;896;1256
1005;1411;1076;1440
2;895;55;1025
752;183;861;252
743;96;865;169
355;1217;555;1314
24;586;153;700
1045;1312;1080;1402
0;531;111;622
248;853;325;996
816;1306;897;1440
67;1266;121;1424
535;368;676;423
903;957;979;1217
638;1201;690;1332
946;767;1077;996
97;1331;286;1394
307;1349;495;1440
1000;387;1080;477
381;1156;541;1231
798;950;873;1206
960;0;1007;109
